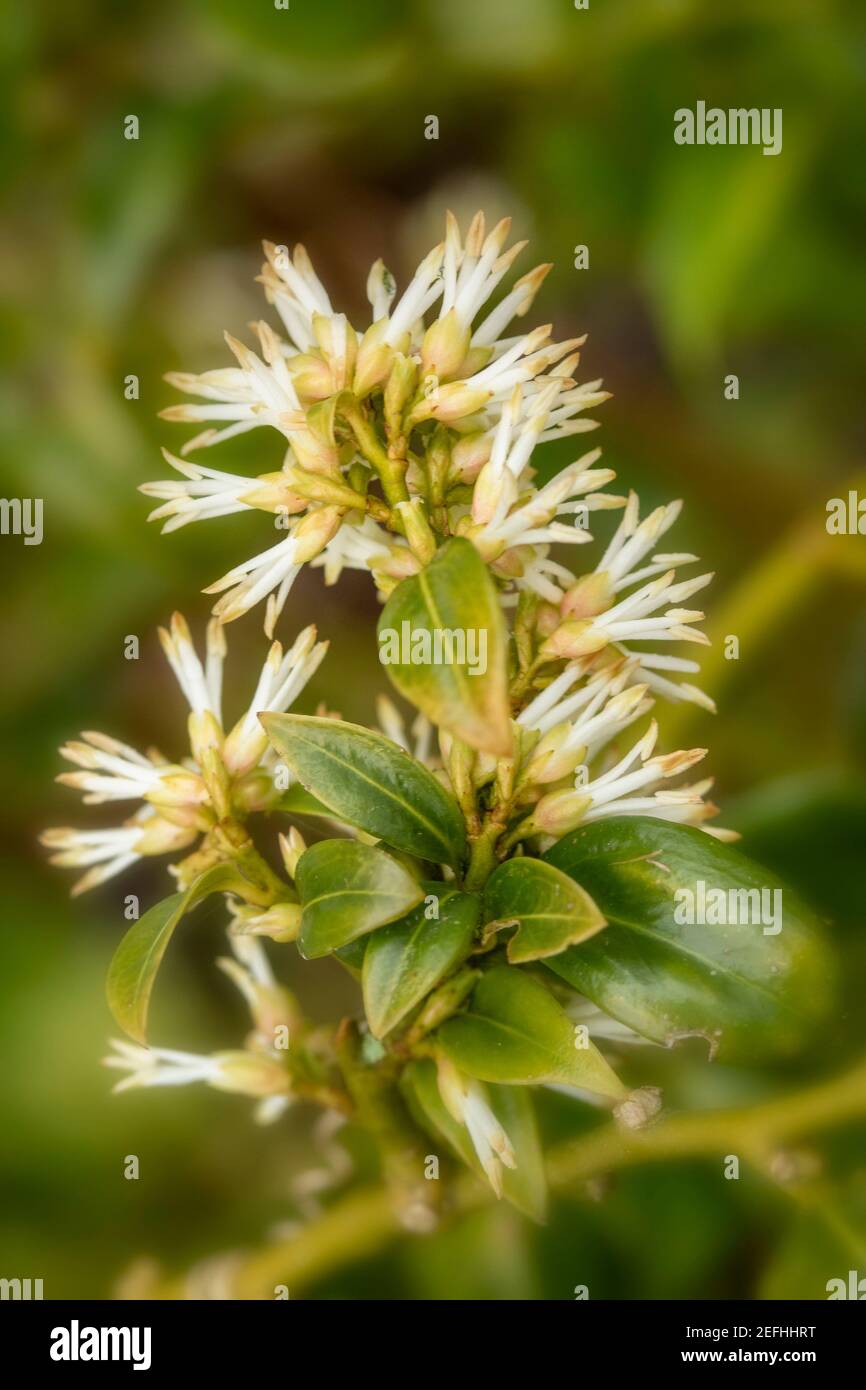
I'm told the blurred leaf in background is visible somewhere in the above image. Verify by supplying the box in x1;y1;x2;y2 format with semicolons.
1;0;865;1297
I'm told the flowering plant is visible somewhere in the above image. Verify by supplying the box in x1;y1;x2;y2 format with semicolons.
45;213;829;1229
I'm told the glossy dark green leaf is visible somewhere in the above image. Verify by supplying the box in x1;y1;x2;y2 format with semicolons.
262;713;466;868
106;862;238;1043
362;886;480;1038
544;816;833;1061
295;838;424;959
400;1057;547;1221
377;537;512;757
483;857;606;963
438;965;625;1099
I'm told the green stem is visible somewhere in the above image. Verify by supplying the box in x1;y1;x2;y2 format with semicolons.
339;395;410;510
168;1051;866;1299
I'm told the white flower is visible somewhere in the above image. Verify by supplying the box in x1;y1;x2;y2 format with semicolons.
217;929;297;1046
159;323;301;454
40;810;197;897
552;493;715;708
436;1056;516;1198
531;719;711;838
140;450;305;534
45;614;326;892
104;1039;292;1123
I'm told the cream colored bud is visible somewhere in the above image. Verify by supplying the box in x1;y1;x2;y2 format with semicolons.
383;352;419;431
535;602;561;638
279;828;307;879
135;816;199;857
239;472;307;515
369;545;422;581
449;431;491;485
522;727;587;787
531;788;592;836
210;1051;291;1099
472;460;518;526
145;768;208;810
407;383;493;430
540;619;608;661
287;352;333;401
286;425;339;477
291;506;342;563
421;309;471;381
355;321;402;398
312;312;357;392
561;571;613;621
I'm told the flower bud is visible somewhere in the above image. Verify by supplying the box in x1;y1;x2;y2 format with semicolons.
530;788;592;836
209;1050;291;1099
421;309;471;381
287;352;333;401
279;827;306;879
560;571;612;621
291;505;342;563
521;727;587;786
406;383;493;430
540;619;608;661
449;431;491;485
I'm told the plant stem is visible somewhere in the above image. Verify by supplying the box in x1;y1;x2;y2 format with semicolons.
169;1051;866;1299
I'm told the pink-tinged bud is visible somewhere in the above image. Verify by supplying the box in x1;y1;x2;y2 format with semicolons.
286;425;339;477
291;505;342;563
535;602;561;638
238;472;307;515
288;352;333;401
489;546;526;579
449;431;491;485
421;309;471;381
561;571;613;621
532;788;592;836
540;619;608;661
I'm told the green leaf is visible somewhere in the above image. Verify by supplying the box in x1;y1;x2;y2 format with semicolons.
400;1058;547;1222
296;839;424;959
377;537;512;757
482;858;606;963
275;784;336;818
106;862;237;1043
334;939;368;979
438;965;625;1099
262;713;466;868
544;816;833;1062
362;886;480;1038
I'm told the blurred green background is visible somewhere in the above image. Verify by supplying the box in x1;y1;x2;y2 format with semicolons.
2;0;865;1299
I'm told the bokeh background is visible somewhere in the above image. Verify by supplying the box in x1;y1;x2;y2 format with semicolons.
2;0;865;1299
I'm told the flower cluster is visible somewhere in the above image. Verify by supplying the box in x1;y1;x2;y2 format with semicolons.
47;212;735;1220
